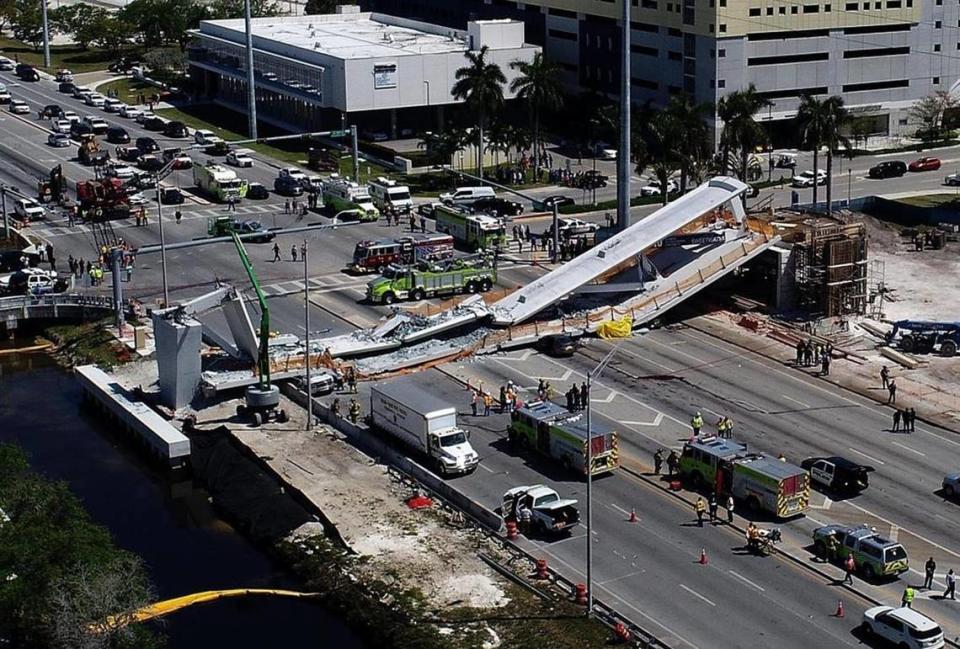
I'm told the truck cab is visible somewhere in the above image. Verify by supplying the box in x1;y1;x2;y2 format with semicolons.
813;524;909;579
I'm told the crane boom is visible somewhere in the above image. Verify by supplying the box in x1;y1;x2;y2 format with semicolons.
231;232;271;387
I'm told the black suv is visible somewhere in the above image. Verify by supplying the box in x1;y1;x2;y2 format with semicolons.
15;64;39;81
868;160;907;179
70;121;93;139
143;116;167;131
106;126;130;144
41;104;61;118
58;82;77;94
163;121;189;138
472;196;523;217
136;137;160;154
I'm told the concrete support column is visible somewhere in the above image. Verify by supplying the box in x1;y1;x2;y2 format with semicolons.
436;105;445;132
390;108;398;140
153;315;203;409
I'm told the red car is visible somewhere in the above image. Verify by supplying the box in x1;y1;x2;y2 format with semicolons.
909;157;941;172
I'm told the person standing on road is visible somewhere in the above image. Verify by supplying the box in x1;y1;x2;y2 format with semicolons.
691;412;703;437
893;409;901;432
667;450;679;477
888;380;897;404
880;365;890;389
945;569;956;600
908;407;917;432
284;199;291;214
653;449;664;475
499;385;507;413
726;495;735;524
419;215;427;232
273;243;281;262
580;381;589;410
291;245;298;262
470;390;478;416
924;557;937;590
695;497;706;527
708;493;718;524
901;585;915;609
843;554;855;585
175;209;182;224
796;340;804;365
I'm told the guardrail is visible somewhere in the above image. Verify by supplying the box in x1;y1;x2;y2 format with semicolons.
0;293;115;312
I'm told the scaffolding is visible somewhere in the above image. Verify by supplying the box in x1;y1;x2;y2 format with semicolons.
790;218;868;318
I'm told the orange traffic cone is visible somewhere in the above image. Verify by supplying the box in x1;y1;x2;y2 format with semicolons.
699;548;709;565
834;600;844;618
628;508;638;523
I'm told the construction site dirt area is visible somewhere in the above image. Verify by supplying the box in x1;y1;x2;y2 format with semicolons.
194;397;512;611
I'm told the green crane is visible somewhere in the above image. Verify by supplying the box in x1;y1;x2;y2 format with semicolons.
231;232;283;422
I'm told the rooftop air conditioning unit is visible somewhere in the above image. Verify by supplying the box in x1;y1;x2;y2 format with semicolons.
314;41;322;49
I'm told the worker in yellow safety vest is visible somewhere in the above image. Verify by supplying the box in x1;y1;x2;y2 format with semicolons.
691;412;703;436
695;497;706;527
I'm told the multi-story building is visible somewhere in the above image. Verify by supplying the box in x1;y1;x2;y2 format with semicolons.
364;0;960;142
185;6;539;136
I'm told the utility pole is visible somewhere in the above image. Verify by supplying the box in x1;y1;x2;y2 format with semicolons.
585;368;594;617
154;179;169;307
1;187;9;240
303;239;311;431
351;124;360;183
243;0;258;140
551;202;559;264
617;0;631;231
41;0;51;69
109;248;124;334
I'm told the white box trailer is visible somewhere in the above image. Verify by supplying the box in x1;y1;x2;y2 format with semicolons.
370;380;479;476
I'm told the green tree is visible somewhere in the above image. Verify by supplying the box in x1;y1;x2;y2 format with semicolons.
666;94;712;194
304;0;337;14
417;128;466;166
796;93;828;206
820;95;851;216
909;90;958;144
92;15;136;56
717;84;772;182
11;0;44;48
635;108;681;206
452;45;506;178
208;0;281;19
72;6;112;50
509;52;563;182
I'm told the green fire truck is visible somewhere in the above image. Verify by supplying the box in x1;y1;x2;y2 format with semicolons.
433;205;506;251
366;256;496;305
507;400;619;477
678;436;810;518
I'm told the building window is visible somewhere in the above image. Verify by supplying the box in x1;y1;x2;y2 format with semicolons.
842;79;910;91
710;23;715;32
668;50;682;60
767;6;774;13
748;52;830;65
709;0;715;6
935;43;942;51
718;79;726;88
936;0;942;5
803;4;819;11
631;44;659;56
749;7;761;15
934;76;941;84
632;77;658;90
668;27;682;36
642;0;658;7
886;0;901;6
608;37;613;50
719;48;726;57
792;5;799;12
845;1;857;7
843;46;909;58
825;4;831;10
667;2;673;10
710;48;716;58
874;1;881;7
720;0;726;6
720;23;727;31
936;20;942;28
779;6;787;12
548;29;577;41
862;2;868;7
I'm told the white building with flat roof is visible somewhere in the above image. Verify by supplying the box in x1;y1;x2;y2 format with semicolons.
187;6;540;135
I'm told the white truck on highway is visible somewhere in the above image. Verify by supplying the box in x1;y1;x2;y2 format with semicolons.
369;380;480;476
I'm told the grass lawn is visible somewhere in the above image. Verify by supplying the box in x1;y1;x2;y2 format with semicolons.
0;36;139;73
156;103;390;181
96;77;156;104
893;193;960;208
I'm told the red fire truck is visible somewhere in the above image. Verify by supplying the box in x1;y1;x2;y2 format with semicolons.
350;233;454;273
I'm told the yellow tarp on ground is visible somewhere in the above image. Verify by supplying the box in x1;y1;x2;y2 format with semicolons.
597;316;633;339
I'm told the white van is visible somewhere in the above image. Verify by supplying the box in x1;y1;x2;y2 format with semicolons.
439;186;495;207
368;176;413;214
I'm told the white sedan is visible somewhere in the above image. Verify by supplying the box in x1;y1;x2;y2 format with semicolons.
640;178;679;197
226;148;254;167
51;119;73;134
556;218;600;235
8;100;30;115
119;105;142;119
61;110;79;123
127;192;150;207
47;132;71;148
791;169;827;187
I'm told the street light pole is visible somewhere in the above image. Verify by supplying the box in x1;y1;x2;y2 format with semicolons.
154;179;169;307
585;368;594;617
243;0;258;140
616;0;631;231
303;239;311;431
1;187;9;240
847;168;852;207
41;0;51;69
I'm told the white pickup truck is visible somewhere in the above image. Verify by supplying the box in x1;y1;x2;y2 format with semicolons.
502;485;580;536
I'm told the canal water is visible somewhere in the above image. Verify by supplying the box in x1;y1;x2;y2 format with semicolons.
0;352;365;649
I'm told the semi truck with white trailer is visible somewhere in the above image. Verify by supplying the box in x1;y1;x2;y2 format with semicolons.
369;380;480;476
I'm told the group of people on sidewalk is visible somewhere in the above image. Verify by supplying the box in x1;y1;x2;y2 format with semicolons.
795;339;832;375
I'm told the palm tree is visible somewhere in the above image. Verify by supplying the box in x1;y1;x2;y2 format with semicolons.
485;119;511;167
666;95;712;194
510;52;564;182
796;93;828;206
452;46;506;179
820;96;851;216
636;109;681;206
717;85;772;182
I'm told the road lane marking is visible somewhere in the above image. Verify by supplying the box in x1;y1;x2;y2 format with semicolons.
609;503;633;518
619;413;664;427
781;394;811;408
728;570;766;592
847;447;885;465
889;525;899;541
599;569;646;586
890;440;926;457
477;463;495;473
680;584;716;607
